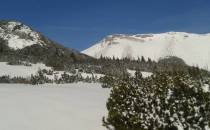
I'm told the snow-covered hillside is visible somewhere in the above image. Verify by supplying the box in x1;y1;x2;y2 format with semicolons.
0;62;104;81
82;32;210;69
0;62;51;78
0;83;110;130
0;20;92;68
0;21;45;50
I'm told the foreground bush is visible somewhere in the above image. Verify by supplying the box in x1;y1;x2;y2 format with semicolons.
103;73;210;130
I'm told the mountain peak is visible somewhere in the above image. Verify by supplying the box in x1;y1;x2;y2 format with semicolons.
0;20;92;70
0;20;45;50
82;32;210;70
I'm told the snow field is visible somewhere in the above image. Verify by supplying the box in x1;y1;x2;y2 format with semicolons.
0;83;110;130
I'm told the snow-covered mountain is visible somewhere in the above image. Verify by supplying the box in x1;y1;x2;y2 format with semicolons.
0;20;92;70
82;32;210;69
0;21;46;50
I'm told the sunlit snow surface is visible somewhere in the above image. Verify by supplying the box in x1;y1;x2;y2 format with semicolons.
0;62;51;78
0;83;110;130
0;62;104;80
83;32;210;70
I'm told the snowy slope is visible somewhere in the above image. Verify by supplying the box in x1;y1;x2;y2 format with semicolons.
82;32;210;69
0;20;92;69
0;21;45;50
0;62;51;78
0;62;104;80
0;83;110;130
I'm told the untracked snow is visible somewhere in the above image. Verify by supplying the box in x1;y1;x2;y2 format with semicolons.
82;32;210;70
0;62;51;78
0;62;105;81
0;83;110;130
127;69;153;78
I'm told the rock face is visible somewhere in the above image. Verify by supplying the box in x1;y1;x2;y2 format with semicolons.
82;32;210;70
0;20;92;70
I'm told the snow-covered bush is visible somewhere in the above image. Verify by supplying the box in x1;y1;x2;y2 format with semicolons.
103;73;210;130
101;75;116;88
30;69;52;85
0;75;11;83
57;72;79;84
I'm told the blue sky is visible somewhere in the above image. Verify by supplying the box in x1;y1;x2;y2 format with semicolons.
1;0;210;50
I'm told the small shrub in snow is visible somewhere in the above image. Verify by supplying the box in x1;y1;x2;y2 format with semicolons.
30;70;52;85
0;75;11;83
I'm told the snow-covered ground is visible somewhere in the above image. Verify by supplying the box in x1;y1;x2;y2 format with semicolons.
0;62;104;80
0;83;110;130
0;62;51;78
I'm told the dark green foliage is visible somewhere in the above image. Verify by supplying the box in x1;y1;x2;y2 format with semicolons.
0;75;11;83
30;70;52;85
0;20;93;70
157;56;187;72
0;75;30;84
103;72;210;130
134;69;142;79
0;41;92;71
56;72;82;84
101;75;115;88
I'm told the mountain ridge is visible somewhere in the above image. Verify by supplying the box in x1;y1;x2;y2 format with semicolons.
82;32;210;70
0;20;93;70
